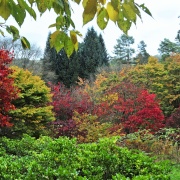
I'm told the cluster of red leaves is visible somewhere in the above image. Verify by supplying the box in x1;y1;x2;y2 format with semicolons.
94;82;165;133
49;83;93;137
0;49;18;127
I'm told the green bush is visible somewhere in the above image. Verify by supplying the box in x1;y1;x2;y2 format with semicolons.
0;135;171;179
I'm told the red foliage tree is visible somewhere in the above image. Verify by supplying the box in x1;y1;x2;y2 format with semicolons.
0;49;18;127
49;83;93;137
166;106;180;128
94;82;165;133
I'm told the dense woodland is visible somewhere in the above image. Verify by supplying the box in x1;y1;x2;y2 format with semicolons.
0;27;180;179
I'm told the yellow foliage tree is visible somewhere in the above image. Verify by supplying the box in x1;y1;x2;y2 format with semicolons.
7;66;55;138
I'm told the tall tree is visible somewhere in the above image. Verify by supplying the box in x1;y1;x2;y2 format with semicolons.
98;34;109;66
42;32;80;87
175;30;180;43
42;32;57;83
55;49;80;88
158;38;180;61
136;40;150;64
79;27;109;79
113;34;135;64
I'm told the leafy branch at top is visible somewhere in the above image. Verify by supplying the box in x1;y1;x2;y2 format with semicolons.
0;0;152;57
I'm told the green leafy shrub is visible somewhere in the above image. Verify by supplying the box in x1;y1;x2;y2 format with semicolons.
0;135;171;179
5;66;55;138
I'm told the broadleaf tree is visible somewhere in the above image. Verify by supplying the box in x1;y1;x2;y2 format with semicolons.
0;0;152;57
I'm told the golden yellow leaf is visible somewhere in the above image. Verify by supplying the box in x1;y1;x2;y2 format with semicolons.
106;2;118;22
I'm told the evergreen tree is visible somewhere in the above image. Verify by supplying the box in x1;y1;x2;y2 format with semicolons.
79;27;109;79
42;33;80;87
42;28;109;86
175;30;180;43
98;34;109;66
136;40;150;64
42;32;57;83
158;38;180;61
55;49;80;88
113;34;135;64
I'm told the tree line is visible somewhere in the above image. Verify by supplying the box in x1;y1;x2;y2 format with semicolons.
1;27;180;88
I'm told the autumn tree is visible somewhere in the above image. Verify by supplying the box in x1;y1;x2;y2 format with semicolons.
50;83;93;137
0;50;18;129
83;71;164;134
113;34;135;64
0;0;151;56
124;55;180;116
6;66;55;138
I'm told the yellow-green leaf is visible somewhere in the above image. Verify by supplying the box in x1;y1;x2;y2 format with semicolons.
139;3;152;17
97;7;109;30
48;23;56;28
83;0;97;14
64;37;74;57
111;0;120;11
17;0;36;20
123;3;136;23
83;0;97;25
50;30;65;52
70;31;78;51
21;36;30;49
7;25;20;41
36;0;49;14
82;0;88;8
55;15;63;29
0;0;11;20
106;2;118;22
117;10;131;34
11;4;26;26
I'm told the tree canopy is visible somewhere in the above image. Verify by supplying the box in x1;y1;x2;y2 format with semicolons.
0;0;152;57
113;34;135;64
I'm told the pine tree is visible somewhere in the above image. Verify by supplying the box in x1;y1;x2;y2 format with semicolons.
55;49;80;88
42;33;79;87
79;27;109;79
42;32;57;83
158;38;180;61
175;30;180;43
98;34;109;66
136;41;150;64
113;34;135;64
